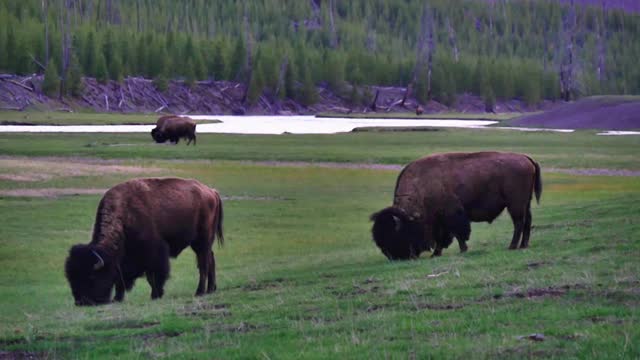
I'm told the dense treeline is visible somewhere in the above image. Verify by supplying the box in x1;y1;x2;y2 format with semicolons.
1;0;639;106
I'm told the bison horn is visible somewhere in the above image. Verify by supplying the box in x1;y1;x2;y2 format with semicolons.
91;250;105;270
392;215;402;232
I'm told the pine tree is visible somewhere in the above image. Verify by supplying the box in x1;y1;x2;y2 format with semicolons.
184;60;196;88
298;63;318;106
96;53;109;84
83;32;98;77
153;73;168;92
284;59;296;99
228;36;246;81
15;40;32;75
5;27;17;73
65;52;84;96
210;41;225;80
42;59;60;97
109;55;123;82
247;64;265;105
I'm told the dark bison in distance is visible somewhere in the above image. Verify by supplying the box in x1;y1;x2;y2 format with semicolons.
370;152;542;260
65;178;224;305
151;115;197;145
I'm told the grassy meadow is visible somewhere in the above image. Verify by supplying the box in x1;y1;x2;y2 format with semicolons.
0;123;639;358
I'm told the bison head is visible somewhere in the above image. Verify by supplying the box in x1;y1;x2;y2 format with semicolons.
151;128;167;143
370;207;428;260
64;245;115;306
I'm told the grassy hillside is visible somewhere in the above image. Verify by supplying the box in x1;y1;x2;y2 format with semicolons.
509;96;640;130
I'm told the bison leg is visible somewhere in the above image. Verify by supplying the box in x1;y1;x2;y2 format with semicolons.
431;246;443;257
520;207;533;249
207;250;216;293
146;246;170;300
114;281;125;302
195;251;209;296
507;206;526;250
445;210;471;253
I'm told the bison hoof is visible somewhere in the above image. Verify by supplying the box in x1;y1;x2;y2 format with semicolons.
508;245;518;250
207;286;217;294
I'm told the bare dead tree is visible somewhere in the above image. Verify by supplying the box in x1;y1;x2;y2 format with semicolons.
328;0;338;48
241;12;254;105
559;0;577;101
446;18;459;63
402;4;432;106
596;2;607;83
136;0;141;32
42;0;49;67
58;0;71;97
425;6;435;100
369;89;380;112
366;26;377;52
274;56;289;98
106;0;112;24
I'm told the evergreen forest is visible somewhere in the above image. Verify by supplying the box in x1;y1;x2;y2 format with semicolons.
1;0;639;106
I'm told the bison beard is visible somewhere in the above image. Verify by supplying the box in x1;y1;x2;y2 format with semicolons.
64;178;224;306
371;152;542;260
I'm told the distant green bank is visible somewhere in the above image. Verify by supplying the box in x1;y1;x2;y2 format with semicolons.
0;111;221;126
316;112;522;121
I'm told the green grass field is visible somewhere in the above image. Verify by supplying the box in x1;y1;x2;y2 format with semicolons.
0;126;639;358
0;111;221;125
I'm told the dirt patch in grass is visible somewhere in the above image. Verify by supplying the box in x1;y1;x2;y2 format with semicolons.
242;277;289;291
223;195;293;201
0;157;164;183
533;220;593;230
243;160;403;171
413;302;465;311
0;350;47;359
240;160;640;176
178;303;231;319
328;281;382;299
498;287;567;299
84;319;160;331
546;168;640;177
0;188;108;198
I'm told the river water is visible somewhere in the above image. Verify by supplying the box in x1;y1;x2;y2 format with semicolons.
11;115;639;134
0;115;499;134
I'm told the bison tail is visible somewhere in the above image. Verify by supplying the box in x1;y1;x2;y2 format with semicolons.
215;194;224;246
527;156;542;204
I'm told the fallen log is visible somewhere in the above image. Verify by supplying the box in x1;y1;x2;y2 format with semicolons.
7;79;34;92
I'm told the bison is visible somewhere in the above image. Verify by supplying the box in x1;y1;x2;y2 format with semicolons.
151;115;197;145
65;178;224;305
370;152;541;260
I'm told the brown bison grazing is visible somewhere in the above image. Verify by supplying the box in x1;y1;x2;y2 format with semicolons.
151;116;197;145
65;178;224;305
370;152;541;260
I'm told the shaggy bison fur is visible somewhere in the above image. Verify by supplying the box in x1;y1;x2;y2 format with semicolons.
370;152;542;260
151;115;197;145
65;178;223;305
